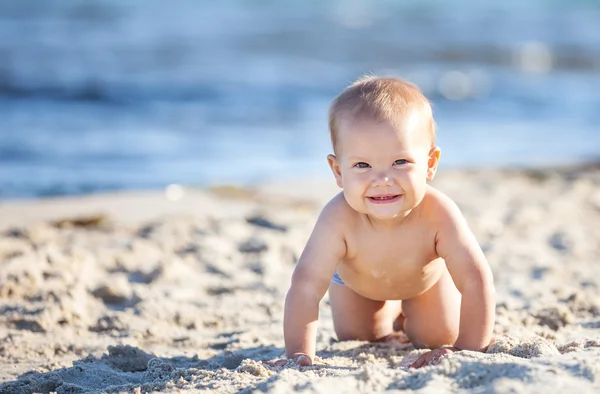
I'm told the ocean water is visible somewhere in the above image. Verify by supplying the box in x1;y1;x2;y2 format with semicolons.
1;0;599;198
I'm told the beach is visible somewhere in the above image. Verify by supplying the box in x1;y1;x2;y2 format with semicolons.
1;165;600;393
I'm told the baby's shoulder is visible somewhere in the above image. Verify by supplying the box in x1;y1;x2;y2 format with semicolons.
321;192;354;218
317;192;356;227
421;186;464;223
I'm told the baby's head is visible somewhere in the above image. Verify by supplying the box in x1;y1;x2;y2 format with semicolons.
327;76;440;220
329;75;436;155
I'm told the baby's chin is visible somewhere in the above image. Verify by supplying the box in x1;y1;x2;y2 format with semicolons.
357;205;408;221
366;211;406;221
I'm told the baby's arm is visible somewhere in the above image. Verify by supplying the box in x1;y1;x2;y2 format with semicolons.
284;198;347;362
434;197;495;351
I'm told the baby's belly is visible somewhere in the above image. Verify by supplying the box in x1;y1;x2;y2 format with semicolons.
337;258;446;301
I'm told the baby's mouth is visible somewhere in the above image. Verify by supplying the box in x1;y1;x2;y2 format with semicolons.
367;194;401;204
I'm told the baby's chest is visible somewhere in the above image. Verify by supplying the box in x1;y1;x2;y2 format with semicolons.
345;228;437;269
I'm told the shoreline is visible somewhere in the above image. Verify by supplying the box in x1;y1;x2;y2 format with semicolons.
2;163;599;230
2;159;599;203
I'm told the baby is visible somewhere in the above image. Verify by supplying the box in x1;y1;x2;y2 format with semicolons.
282;76;495;369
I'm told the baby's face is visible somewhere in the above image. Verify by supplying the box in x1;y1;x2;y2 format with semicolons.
328;111;438;221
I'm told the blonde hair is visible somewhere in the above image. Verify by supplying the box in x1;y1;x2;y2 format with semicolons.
328;75;436;153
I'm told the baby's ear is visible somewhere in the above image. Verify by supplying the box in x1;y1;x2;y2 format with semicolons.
327;154;343;188
426;147;441;182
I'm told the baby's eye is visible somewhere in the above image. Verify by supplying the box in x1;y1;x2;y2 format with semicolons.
354;162;371;169
394;159;408;166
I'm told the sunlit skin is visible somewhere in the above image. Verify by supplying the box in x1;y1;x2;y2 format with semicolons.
279;110;495;369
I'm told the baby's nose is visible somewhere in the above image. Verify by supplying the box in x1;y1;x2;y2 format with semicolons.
372;173;393;186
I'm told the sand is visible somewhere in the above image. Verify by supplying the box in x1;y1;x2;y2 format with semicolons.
1;165;600;393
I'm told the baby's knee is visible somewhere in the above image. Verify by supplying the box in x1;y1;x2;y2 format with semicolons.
410;333;458;349
335;323;391;342
405;319;459;349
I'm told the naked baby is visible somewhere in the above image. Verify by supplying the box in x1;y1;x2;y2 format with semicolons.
282;76;495;368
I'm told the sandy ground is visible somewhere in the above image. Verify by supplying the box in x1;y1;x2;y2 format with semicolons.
1;166;600;393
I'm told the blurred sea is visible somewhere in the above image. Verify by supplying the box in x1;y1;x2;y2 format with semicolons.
1;0;600;199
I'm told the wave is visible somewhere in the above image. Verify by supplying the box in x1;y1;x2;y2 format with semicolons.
0;79;223;103
1;43;598;104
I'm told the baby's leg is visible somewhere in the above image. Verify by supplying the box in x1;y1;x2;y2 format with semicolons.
329;282;402;342
401;268;461;349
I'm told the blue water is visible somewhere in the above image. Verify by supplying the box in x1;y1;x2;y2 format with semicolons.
1;0;599;198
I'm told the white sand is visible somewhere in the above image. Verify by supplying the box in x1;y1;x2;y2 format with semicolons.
1;166;600;393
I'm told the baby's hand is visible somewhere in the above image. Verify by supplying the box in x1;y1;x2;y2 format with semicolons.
266;353;312;368
409;346;458;369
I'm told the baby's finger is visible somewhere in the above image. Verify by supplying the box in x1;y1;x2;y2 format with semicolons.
431;348;454;365
295;354;312;367
265;359;287;368
275;359;289;367
409;355;426;369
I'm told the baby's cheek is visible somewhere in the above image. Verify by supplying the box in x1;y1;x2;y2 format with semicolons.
341;189;354;205
342;190;363;212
